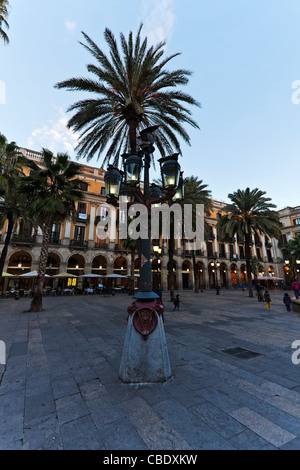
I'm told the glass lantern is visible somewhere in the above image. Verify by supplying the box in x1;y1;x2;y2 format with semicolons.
124;153;142;186
119;182;133;203
104;165;122;198
159;154;181;189
172;172;184;202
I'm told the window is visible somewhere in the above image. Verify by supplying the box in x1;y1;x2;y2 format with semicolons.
100;186;106;196
51;223;61;243
267;249;273;262
77;202;87;214
293;218;300;225
74;226;85;242
78;181;88;191
207;242;213;257
219;243;226;257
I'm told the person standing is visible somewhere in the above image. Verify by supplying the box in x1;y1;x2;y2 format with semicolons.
291;279;300;300
283;293;292;312
173;294;180;311
264;290;271;310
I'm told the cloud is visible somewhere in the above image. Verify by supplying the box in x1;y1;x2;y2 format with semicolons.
27;108;79;157
140;0;176;45
64;19;77;35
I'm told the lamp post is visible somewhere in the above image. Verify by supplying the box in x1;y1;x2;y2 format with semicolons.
104;126;183;383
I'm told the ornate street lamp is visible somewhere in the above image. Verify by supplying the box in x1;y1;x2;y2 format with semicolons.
104;126;183;384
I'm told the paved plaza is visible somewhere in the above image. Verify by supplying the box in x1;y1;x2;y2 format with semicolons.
0;288;300;450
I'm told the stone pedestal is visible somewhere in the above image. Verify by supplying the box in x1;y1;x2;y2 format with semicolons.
119;300;172;383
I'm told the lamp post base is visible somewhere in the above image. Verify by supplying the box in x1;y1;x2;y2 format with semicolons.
119;300;172;383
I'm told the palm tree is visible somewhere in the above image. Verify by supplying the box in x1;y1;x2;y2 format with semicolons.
0;0;9;44
0;180;32;280
250;256;260;280
183;176;212;293
0;133;24;190
23;150;84;312
282;234;300;277
217;188;281;297
55;24;200;166
0;134;29;280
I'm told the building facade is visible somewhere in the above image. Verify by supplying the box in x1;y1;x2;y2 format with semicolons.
277;206;300;284
0;147;287;290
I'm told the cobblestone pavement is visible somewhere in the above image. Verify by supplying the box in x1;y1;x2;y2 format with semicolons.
0;289;300;450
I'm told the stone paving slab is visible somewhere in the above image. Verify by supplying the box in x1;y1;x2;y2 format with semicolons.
0;289;300;450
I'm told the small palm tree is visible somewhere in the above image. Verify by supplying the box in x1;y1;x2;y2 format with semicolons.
23;150;84;312
250;256;260;280
0;0;9;44
217;188;281;297
183;176;212;293
55;24;200;166
0;133;24;190
282;234;300;275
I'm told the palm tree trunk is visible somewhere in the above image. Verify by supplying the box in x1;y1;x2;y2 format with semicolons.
30;221;51;312
0;214;14;280
192;250;198;293
169;215;175;302
245;234;254;297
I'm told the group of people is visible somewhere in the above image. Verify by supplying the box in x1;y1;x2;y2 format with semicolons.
255;278;299;312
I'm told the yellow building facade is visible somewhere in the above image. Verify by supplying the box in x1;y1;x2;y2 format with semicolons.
0;147;286;291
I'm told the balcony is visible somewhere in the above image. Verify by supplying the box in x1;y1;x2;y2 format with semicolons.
69;239;88;249
230;254;239;261
11;234;36;245
73;212;90;223
94;241;108;249
49;234;61;245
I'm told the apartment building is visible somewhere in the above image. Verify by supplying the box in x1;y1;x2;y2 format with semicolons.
0;147;285;290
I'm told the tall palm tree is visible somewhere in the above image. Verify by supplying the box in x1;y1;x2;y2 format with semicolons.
183;176;212;293
55;24;200;166
0;134;29;280
217;188;281;297
0;0;9;44
0;180;32;280
23;150;84;312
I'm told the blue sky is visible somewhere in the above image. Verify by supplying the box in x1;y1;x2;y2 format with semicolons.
0;0;300;209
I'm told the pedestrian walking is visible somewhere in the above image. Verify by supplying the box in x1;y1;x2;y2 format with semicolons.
283;293;292;312
264;290;271;310
173;294;180;311
291;280;300;300
216;285;220;295
256;284;263;302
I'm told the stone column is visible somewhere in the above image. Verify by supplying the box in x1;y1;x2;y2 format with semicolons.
177;264;182;291
88;205;96;241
